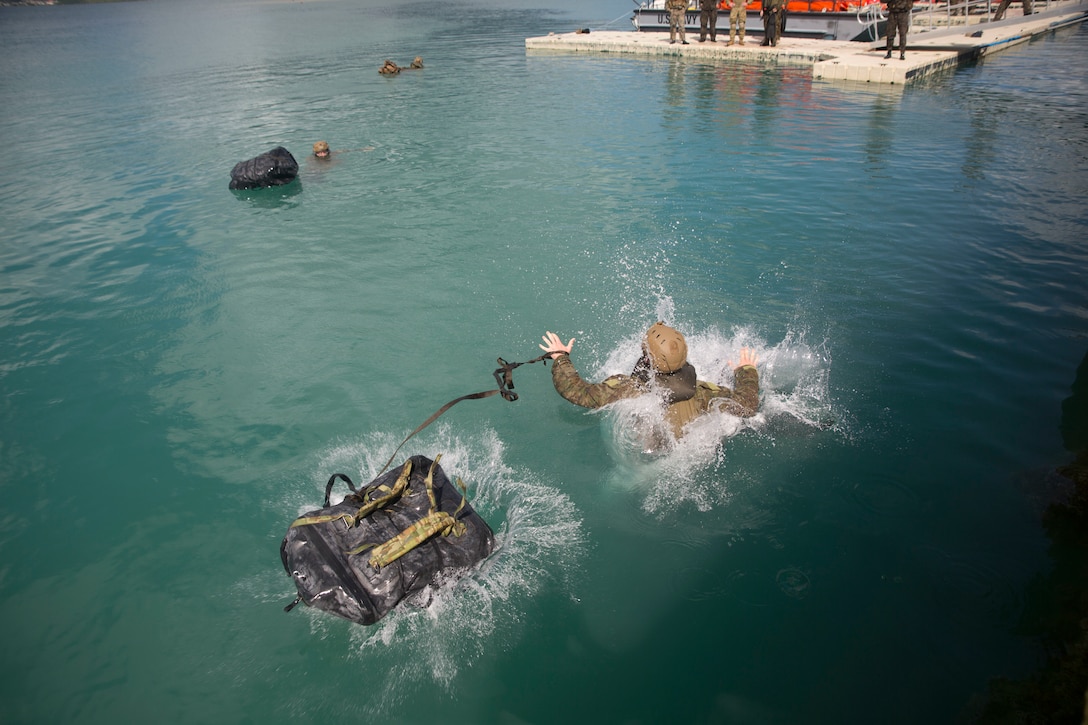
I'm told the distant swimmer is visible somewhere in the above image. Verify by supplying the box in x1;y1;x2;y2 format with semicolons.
307;140;376;166
539;322;760;440
379;57;424;75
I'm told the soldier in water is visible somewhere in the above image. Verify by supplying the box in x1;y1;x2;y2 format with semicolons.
539;323;759;440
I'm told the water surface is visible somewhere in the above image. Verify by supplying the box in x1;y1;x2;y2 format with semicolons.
1;1;1086;722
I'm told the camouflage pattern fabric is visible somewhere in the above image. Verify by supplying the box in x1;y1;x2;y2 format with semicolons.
345;456;469;570
362;510;466;570
550;353;759;437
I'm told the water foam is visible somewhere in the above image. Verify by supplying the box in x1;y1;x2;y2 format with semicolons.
592;320;840;515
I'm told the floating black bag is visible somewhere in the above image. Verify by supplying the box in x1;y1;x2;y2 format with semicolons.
228;146;299;190
280;455;494;625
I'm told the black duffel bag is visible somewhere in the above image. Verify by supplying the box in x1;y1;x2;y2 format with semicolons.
280;455;495;625
228;146;299;190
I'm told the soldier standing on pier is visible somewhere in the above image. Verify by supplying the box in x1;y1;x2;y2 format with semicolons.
993;0;1032;20
699;0;719;41
667;0;691;44
760;0;784;46
883;0;914;59
727;0;747;44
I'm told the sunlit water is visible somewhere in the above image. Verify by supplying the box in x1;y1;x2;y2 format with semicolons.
1;0;1086;722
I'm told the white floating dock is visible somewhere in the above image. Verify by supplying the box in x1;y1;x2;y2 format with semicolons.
525;0;1088;84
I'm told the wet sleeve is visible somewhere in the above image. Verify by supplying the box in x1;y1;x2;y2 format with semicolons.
550;354;638;409
701;364;760;417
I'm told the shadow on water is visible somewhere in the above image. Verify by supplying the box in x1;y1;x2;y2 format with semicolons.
972;349;1088;723
229;179;303;208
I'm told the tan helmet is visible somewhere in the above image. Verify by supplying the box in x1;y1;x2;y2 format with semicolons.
644;322;688;373
313;141;329;156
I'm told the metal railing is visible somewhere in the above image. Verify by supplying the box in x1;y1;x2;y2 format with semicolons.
908;0;1060;32
852;0;1065;42
856;2;885;40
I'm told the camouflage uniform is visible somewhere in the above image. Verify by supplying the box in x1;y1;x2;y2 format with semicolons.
992;0;1031;20
729;0;747;44
699;0;719;41
666;0;689;43
761;0;784;46
549;353;760;438
884;0;914;56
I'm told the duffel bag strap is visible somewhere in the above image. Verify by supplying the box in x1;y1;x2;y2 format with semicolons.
347;459;413;522
291;460;414;530
361;510;467;570
345;456;469;570
323;473;358;508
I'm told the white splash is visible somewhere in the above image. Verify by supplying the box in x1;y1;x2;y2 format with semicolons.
591;321;838;515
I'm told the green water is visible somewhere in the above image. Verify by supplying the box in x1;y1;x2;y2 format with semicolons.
1;0;1086;722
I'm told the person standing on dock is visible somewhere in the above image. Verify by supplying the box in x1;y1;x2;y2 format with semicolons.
699;0;719;41
884;0;914;60
760;0;784;46
667;0;691;44
727;0;747;44
992;0;1032;21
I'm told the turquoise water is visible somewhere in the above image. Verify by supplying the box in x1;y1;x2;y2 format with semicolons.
2;0;1087;721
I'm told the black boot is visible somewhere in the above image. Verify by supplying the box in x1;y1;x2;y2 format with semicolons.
884;49;891;58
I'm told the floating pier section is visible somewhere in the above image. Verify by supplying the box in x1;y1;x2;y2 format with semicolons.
525;0;1088;84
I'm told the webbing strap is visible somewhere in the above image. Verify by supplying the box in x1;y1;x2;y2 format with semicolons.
374;354;552;476
345;455;468;569
346;460;413;523
289;460;413;530
363;510;465;569
423;455;441;511
289;511;356;529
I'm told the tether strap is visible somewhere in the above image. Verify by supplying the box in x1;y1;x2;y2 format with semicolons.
374;354;552;476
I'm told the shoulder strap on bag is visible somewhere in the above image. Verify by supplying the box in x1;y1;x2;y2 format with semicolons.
346;455;468;570
289;460;414;530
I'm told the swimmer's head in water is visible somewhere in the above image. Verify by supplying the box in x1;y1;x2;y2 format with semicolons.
313;141;330;157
